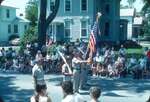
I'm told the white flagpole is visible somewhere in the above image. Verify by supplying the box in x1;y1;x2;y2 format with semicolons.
57;50;73;74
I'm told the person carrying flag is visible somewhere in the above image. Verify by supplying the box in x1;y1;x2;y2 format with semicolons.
79;12;102;89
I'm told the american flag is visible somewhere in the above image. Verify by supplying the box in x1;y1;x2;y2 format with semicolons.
88;21;99;53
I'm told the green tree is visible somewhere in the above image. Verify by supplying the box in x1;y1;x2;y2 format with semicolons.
20;26;38;49
142;0;150;37
127;0;136;8
25;0;38;27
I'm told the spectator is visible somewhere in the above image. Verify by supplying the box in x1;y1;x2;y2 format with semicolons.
89;87;101;102
35;50;43;61
30;84;52;102
119;45;126;56
146;49;150;70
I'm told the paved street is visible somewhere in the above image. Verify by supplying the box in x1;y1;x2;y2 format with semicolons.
0;73;150;102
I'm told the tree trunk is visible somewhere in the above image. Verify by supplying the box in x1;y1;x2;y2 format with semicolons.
38;0;60;48
0;0;4;5
38;0;47;48
46;0;60;28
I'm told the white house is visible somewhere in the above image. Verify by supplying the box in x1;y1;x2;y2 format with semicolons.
39;0;121;43
132;16;143;38
120;8;135;39
0;4;30;43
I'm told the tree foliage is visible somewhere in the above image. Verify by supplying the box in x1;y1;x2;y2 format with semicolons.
25;1;38;27
127;0;136;8
142;0;150;36
20;26;38;49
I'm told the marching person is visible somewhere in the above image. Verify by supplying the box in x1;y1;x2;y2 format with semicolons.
30;84;52;102
62;56;72;81
72;50;90;93
61;81;85;102
32;56;47;91
89;86;101;102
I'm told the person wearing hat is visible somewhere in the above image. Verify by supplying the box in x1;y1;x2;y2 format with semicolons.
32;56;47;91
72;50;90;93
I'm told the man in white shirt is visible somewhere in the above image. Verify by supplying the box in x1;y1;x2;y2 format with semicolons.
32;57;46;90
61;81;85;102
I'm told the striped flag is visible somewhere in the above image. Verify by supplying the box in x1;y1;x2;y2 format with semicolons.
88;21;99;54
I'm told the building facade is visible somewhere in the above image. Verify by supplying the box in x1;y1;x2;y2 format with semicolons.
132;16;143;38
0;5;30;43
40;0;121;43
120;8;135;39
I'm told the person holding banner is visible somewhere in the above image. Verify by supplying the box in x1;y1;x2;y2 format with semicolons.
62;56;72;81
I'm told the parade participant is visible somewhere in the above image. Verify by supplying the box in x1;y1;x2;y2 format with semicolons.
30;84;52;102
62;56;72;81
72;50;90;93
89;86;101;102
80;62;89;90
32;56;46;90
61;81;85;102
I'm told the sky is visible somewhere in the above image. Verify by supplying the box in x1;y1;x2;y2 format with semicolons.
2;0;29;16
1;0;144;16
121;0;144;12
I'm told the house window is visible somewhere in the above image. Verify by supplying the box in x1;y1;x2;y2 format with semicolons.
104;22;110;36
8;24;11;33
65;20;71;37
81;21;87;37
65;0;71;12
105;4;110;14
81;0;87;11
6;9;10;18
49;25;53;37
14;25;18;33
24;25;27;31
50;1;55;11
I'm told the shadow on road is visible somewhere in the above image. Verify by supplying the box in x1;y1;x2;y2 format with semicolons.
89;78;150;97
0;76;34;102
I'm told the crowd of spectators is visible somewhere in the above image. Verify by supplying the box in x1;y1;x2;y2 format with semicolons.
0;41;150;79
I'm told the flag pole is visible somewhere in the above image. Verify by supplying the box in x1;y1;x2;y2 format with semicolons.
57;50;73;74
84;12;101;60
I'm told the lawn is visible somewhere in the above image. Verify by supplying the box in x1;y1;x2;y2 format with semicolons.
126;48;144;59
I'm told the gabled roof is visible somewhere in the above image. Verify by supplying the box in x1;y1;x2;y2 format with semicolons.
1;2;18;9
12;16;30;23
120;8;135;17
